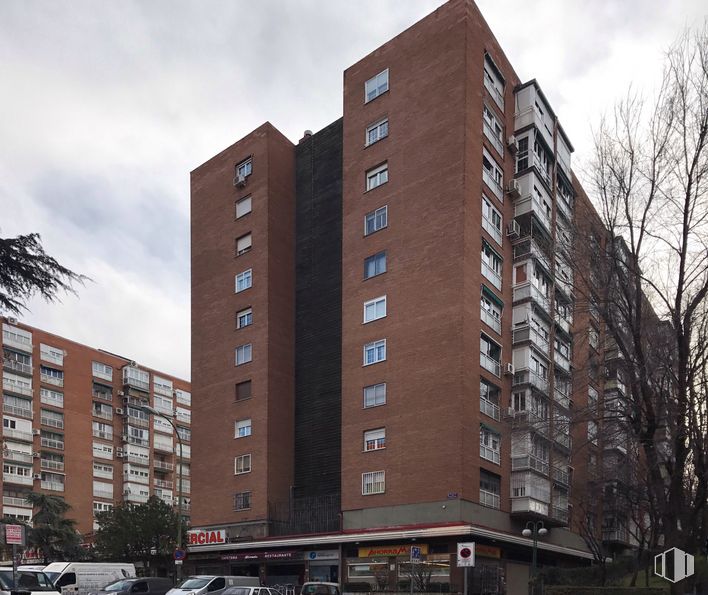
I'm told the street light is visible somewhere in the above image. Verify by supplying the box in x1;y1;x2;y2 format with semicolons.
136;404;184;582
522;521;547;595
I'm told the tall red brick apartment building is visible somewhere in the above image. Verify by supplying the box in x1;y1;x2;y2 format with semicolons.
190;0;625;590
0;319;192;537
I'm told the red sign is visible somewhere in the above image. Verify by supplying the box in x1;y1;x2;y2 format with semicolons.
5;525;24;546
188;529;226;545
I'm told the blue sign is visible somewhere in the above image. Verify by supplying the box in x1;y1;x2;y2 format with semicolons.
174;548;187;560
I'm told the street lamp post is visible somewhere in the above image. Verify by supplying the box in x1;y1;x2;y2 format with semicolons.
137;404;184;582
522;521;548;595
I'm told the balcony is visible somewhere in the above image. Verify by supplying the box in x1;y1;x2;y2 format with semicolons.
605;377;627;395
480;398;500;421
481;214;502;246
513;370;549;395
41;481;65;492
514;107;553;158
4;428;34;442
480;352;501;377
40;373;63;388
2;496;31;508
553;386;571;409
603;528;630;544
513;240;552;276
40;437;64;450
480;306;501;334
3;359;33;377
93;489;113;500
481;260;502;291
126;454;150;466
92;408;113;422
126;414;149;429
483;119;504;157
154;440;174;454
122;369;149;392
92;429;112;440
2;329;32;353
41;458;65;472
123;435;149;447
482;169;503;202
511;455;549;475
512;325;550;357
153;459;174;471
124;492;149;504
511;497;549;518
554;311;572;336
154;478;173;490
41;392;63;408
550;505;569;524
4;450;34;464
556;193;573;222
553;432;572;451
513;282;551;313
41;416;64;430
3;403;33;419
2;376;33;397
92;389;112;402
479;489;500;509
554;351;571;373
484;76;504;111
3;473;34;486
551;465;570;486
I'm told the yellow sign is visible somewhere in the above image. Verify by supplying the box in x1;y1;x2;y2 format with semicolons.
475;544;501;559
358;544;429;558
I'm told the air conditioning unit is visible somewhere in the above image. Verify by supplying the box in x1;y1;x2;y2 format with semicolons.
32;452;40;458
506;179;521;198
506;220;521;239
7;317;18;324
233;174;247;188
505;363;515;375
129;361;137;367
507;135;518;154
115;407;125;415
118;391;125;397
32;429;41;436
33;473;41;480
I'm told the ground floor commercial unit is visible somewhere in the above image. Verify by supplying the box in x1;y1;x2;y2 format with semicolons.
185;523;592;594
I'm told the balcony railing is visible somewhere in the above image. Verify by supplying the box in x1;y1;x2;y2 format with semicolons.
4;428;34;442
603;528;630;544
514;106;553;156
480;398;500;421
123;435;149;447
511;496;549;517
92;468;112;479
554;387;571;409
40;437;64;450
41;481;65;492
480;352;501;377
479;489;500;509
514;194;551;233
126;454;150;466
123;374;149;392
93;489;113;500
511;455;549;475
93;409;113;421
154;478;173;489
513;238;552;274
40;373;63;387
153;460;174;471
154;441;174;453
481;261;502;291
484;77;504;111
5;450;34;464
2;359;33;376
41;392;64;408
123;493;149;504
41;416;64;430
92;390;112;402
513;282;551;312
481;215;502;246
480;445;501;465
551;505;569;524
556;194;572;221
3;473;34;486
554;351;571;373
554;312;572;335
512;325;550;356
2;330;32;352
41;458;65;472
553;432;571;450
482;169;503;201
92;430;113;440
513;370;549;395
605;378;627;395
2;496;31;508
483;120;504;157
3;403;33;419
480;307;501;334
552;465;570;485
127;415;149;428
2;377;33;397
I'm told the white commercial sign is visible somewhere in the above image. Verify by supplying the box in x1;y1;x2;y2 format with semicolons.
456;542;475;567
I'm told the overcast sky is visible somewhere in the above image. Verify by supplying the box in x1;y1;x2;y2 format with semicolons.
1;0;705;380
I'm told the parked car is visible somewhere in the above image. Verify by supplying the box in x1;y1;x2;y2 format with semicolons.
167;577;260;595
43;563;136;595
222;587;282;595
300;583;340;595
89;578;174;595
0;567;60;595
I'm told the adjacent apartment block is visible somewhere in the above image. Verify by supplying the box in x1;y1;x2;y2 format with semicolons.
0;318;192;535
189;0;624;590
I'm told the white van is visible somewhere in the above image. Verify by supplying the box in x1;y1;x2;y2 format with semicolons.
43;563;135;595
0;567;60;595
167;576;260;595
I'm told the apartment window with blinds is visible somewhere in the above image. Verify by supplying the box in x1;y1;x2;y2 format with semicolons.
234;454;252;475
366;118;389;146
363;383;386;408
236;233;252;256
363;296;387;323
365;69;389;103
366;163;389;191
480;425;501;464
235;344;252;366
235;158;252;179
365;206;388;236
235;380;252;401
362;470;385;495
364;428;386;451
235;269;252;293
363;340;386;366
235;418;252;438
236;308;253;329
480;469;501;509
235;195;252;219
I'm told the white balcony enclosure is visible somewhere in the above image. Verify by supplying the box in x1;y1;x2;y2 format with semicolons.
514;83;554;154
2;324;32;353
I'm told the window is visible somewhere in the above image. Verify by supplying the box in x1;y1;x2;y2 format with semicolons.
234;454;252;475
480;379;500;420
366;118;389;146
235;418;252;438
40;343;64;366
481;241;503;290
363;340;386;366
483;55;504;109
588;420;598;445
482;149;503;200
480;287;502;334
364;428;386;451
235;158;252;179
153;376;173;396
40;365;64;384
589;327;599;350
482;104;504;156
363;296;387;323
365;205;388;236
42;409;64;429
482;195;503;245
365;69;389;102
235;344;252;366
366;163;389;191
480;425;501;464
235;380;252;401
235;195;252;218
364;251;387;279
92;442;113;460
480;333;501;377
480;469;501;509
235;269;252;292
362;470;385;495
93;501;113;514
236;233;252;256
364;383;386;408
516;136;529;172
236;308;253;329
234;491;251;510
92;361;113;381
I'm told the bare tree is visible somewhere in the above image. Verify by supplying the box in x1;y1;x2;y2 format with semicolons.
583;23;708;593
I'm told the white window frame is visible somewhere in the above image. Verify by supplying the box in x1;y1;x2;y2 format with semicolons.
482;195;503;246
236;233;252;256
235;269;252;293
482;148;504;201
362;470;385;495
235;158;252;179
480;290;502;334
365;69;389;103
235;418;252;438
481;241;503;290
234;454;252;475
366;163;389;191
92;361;113;381
235;344;252;366
364;205;388;236
363;383;386;408
236;195;252;219
363;339;386;366
237;308;253;329
480;426;501;465
364;428;386;452
365;118;389;146
482;104;504;157
40;344;64;366
363;296;387;323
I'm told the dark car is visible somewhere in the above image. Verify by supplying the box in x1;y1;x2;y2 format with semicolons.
91;578;174;595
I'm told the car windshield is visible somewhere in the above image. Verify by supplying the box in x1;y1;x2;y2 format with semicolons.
44;572;61;583
0;570;56;590
104;580;135;592
178;579;210;590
